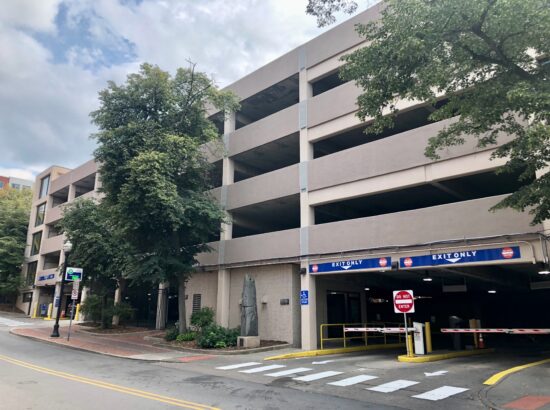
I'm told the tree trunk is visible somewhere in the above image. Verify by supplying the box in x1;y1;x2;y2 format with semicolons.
178;276;187;333
112;278;126;326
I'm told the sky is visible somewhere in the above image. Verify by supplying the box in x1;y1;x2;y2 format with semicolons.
0;0;361;181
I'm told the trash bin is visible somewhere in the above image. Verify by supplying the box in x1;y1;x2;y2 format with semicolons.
40;303;47;316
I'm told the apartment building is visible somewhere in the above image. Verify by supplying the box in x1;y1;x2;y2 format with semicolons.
18;4;549;348
16;161;99;317
0;175;33;190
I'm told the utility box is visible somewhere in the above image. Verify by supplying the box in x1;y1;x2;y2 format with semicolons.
413;322;425;355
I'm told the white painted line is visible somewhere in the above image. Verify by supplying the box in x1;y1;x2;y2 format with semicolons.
239;365;285;374
412;386;469;401
265;368;312;377
367;379;419;393
328;375;378;386
424;370;448;377
216;362;260;370
293;371;343;382
312;360;335;364
0;318;31;327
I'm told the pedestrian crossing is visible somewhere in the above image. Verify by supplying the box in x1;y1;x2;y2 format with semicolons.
215;362;469;402
0;317;31;327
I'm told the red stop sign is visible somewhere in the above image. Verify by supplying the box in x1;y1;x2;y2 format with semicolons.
393;290;415;313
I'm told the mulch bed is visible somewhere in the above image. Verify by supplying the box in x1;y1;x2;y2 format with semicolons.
77;323;153;334
167;339;287;351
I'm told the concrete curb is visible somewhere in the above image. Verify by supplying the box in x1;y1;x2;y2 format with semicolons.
150;338;292;355
264;343;405;360
9;328;180;363
397;348;495;362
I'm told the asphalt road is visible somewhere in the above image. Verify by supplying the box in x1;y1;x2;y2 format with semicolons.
1;313;548;409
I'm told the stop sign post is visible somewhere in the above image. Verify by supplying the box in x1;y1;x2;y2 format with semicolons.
393;290;415;357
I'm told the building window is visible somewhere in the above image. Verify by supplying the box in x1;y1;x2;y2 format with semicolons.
192;294;202;313
26;262;37;286
11;183;20;189
35;203;46;226
22;292;33;303
31;231;42;255
39;175;50;199
0;181;4;189
47;224;62;238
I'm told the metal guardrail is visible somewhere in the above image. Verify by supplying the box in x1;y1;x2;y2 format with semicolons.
319;322;404;350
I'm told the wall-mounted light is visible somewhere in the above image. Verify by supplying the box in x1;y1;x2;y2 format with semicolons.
538;264;550;275
488;290;497;294
423;272;433;282
364;287;370;291
300;267;307;275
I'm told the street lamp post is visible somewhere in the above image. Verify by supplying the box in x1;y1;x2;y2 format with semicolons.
51;240;72;338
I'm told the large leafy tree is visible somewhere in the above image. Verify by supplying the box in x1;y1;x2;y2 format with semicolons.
0;188;31;300
310;0;550;224
92;63;238;332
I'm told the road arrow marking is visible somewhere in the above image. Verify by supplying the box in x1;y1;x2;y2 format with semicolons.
424;370;448;377
312;360;335;364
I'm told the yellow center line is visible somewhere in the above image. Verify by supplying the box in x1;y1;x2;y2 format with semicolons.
0;354;220;410
483;357;550;386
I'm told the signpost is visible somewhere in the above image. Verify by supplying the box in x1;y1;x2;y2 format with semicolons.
67;277;81;341
65;267;83;282
393;290;415;357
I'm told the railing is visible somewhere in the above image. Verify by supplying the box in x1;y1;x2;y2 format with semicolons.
319;322;405;350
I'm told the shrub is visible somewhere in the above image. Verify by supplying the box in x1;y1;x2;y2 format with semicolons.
196;325;239;349
111;301;134;326
190;307;215;331
176;332;196;342
80;294;103;323
165;326;179;341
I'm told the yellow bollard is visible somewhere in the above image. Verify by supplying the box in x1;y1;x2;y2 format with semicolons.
32;303;39;319
407;334;414;357
425;321;433;353
75;303;81;321
47;303;53;320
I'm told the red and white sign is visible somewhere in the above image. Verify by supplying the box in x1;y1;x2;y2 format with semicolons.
311;264;319;273
501;247;514;259
379;258;388;267
393;290;415;314
403;257;413;267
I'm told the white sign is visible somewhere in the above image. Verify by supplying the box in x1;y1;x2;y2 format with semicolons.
393;290;415;314
71;289;79;300
65;267;83;281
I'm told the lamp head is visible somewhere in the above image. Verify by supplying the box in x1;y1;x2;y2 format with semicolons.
63;240;73;254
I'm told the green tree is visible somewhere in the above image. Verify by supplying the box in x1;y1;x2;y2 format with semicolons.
91;63;238;332
310;0;550;224
59;198;131;326
0;188;32;300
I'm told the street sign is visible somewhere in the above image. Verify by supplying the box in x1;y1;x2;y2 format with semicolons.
393;290;415;314
300;290;309;305
71;280;80;300
65;267;83;282
309;256;392;274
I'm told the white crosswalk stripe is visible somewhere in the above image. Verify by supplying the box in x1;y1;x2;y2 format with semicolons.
265;368;312;377
239;365;285;374
367;379;419;393
293;371;343;382
0;318;31;327
328;374;378;387
412;386;469;401
216;362;260;370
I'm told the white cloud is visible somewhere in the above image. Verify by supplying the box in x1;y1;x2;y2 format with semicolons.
0;0;361;178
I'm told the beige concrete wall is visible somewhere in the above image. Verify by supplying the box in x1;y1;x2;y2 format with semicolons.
228;105;299;157
49;159;97;194
228;264;299;344
307;81;362;128
223;229;300;265
309;195;543;256
226;164;300;210
184;271;218;326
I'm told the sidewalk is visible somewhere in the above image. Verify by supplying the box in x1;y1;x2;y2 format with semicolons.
10;323;201;362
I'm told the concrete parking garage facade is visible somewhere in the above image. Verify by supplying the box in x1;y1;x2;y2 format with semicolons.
18;4;550;349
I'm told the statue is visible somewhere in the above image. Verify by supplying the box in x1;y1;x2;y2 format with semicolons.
240;274;258;336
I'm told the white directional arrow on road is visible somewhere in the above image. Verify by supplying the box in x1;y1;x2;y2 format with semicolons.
424;370;448;377
312;360;336;364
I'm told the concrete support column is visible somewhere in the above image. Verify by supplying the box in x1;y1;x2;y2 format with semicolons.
300;264;317;350
155;282;168;330
216;269;231;327
68;184;76;201
30;287;41;318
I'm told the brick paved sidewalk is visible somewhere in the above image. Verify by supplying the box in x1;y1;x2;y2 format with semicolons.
10;324;195;362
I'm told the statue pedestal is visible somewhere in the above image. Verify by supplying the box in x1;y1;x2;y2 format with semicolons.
238;336;260;349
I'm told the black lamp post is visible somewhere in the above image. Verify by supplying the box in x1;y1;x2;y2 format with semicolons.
51;240;72;338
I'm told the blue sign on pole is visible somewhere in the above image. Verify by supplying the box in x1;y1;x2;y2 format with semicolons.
400;246;521;269
300;290;309;305
309;257;391;274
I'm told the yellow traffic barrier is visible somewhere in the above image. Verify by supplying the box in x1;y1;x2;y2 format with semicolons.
406;334;414;357
46;303;53;320
32;303;39;319
425;321;433;353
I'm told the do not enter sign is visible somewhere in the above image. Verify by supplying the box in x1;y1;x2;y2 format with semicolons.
393;290;415;314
